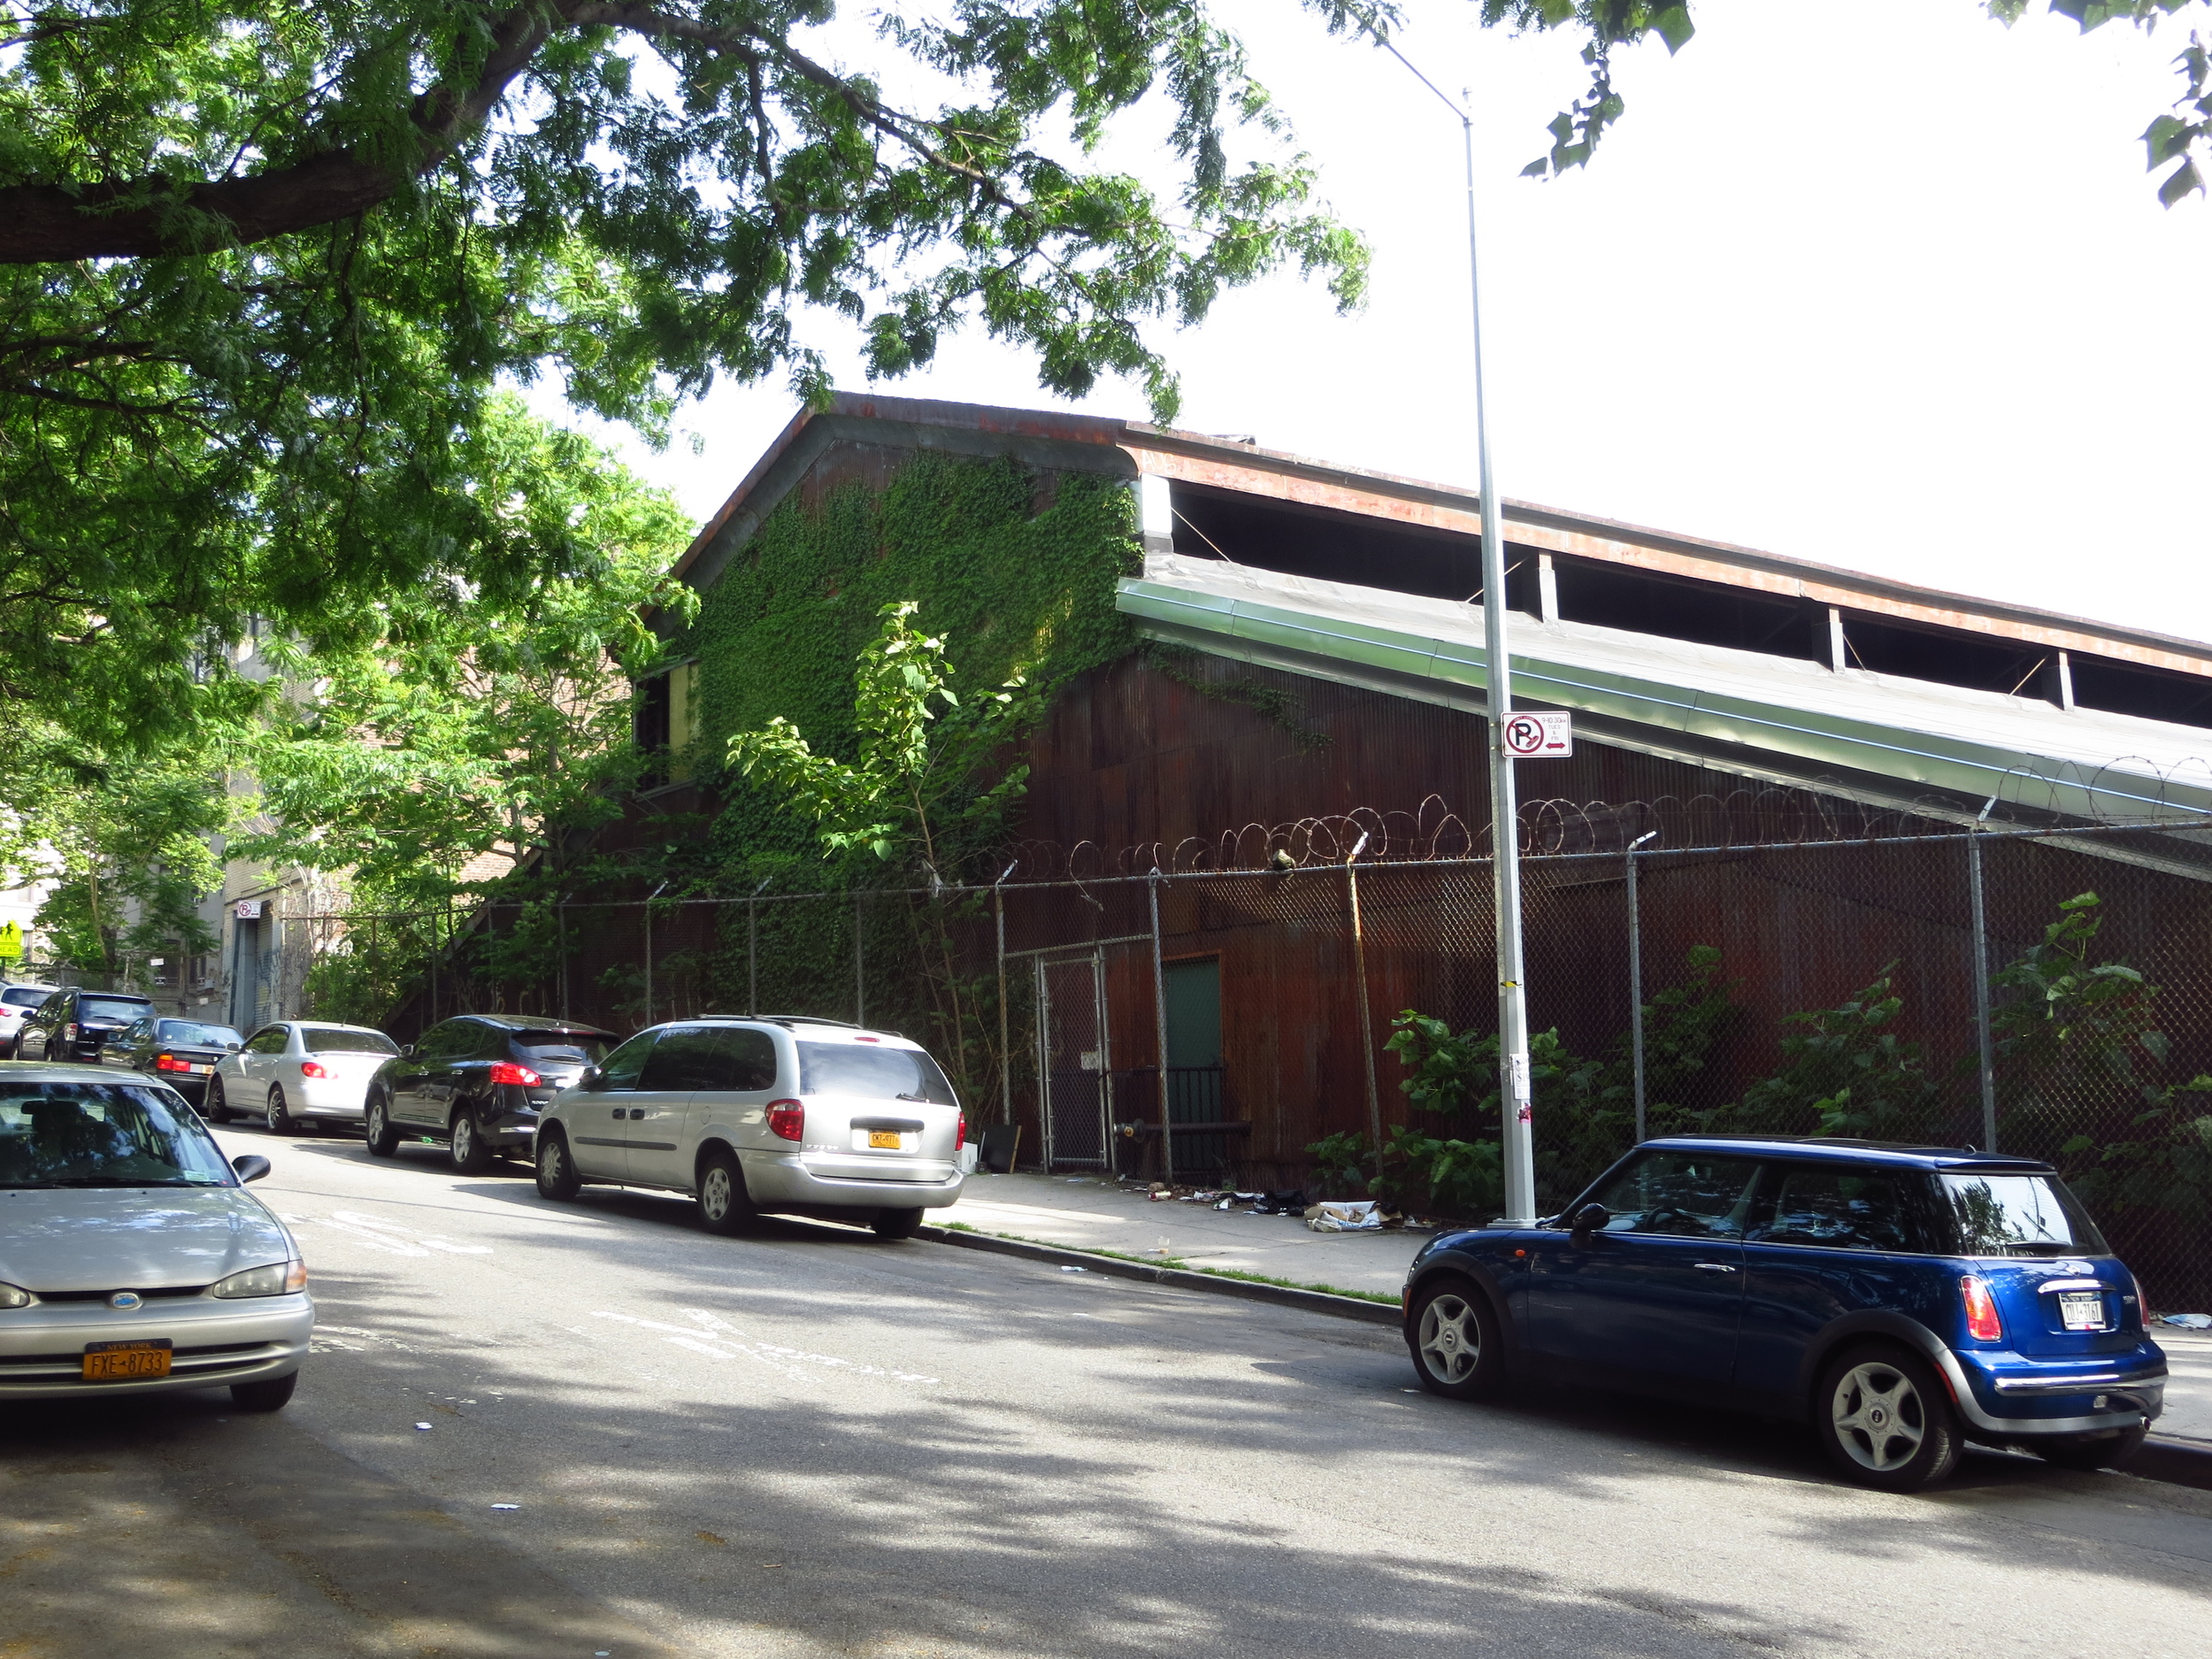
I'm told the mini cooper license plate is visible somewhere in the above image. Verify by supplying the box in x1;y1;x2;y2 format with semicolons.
868;1130;902;1149
2057;1291;2106;1332
82;1340;173;1381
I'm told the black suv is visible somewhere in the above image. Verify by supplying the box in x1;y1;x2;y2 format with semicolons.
13;987;157;1062
365;1014;615;1175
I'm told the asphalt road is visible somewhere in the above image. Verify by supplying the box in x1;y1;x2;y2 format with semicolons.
7;1123;2212;1659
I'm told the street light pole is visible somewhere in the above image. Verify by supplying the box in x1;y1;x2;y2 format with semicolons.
1385;41;1536;1223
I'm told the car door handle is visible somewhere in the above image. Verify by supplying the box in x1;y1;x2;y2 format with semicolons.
1694;1263;1738;1273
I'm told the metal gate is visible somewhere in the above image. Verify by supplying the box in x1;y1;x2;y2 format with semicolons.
1034;949;1115;1171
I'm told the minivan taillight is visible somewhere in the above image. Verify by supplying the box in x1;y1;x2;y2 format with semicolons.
488;1062;541;1087
956;1114;967;1151
1961;1275;2004;1342
765;1100;804;1141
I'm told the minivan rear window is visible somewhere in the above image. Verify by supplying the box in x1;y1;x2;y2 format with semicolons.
303;1027;399;1055
1937;1172;2108;1256
797;1041;958;1105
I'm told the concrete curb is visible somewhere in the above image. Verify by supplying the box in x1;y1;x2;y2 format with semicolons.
2134;1434;2212;1493
918;1223;1403;1327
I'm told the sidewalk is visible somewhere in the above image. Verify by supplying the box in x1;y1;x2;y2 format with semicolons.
940;1174;2212;1442
946;1171;1425;1299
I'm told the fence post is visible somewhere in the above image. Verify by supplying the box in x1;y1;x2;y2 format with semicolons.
749;897;759;1017
556;898;569;1021
644;882;667;1027
1626;829;1657;1141
995;876;1013;1125
1968;827;1999;1152
1345;835;1383;1181
853;891;865;1026
1148;871;1175;1187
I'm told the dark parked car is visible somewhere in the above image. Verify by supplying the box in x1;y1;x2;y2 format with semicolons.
105;1015;245;1104
365;1014;615;1175
12;987;157;1064
1402;1136;2165;1492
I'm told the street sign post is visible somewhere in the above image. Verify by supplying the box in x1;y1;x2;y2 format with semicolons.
1502;711;1572;758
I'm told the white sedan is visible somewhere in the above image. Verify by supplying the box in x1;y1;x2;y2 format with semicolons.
209;1021;400;1135
0;1061;312;1407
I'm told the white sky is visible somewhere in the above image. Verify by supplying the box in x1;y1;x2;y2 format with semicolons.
538;0;2212;644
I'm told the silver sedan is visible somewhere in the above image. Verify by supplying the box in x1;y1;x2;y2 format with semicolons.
210;1019;400;1134
0;1062;312;1408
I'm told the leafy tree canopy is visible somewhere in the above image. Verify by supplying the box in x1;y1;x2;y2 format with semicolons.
2;0;2199;757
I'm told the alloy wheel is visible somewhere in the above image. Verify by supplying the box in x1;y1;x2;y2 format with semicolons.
266;1087;291;1135
1418;1294;1481;1385
1830;1360;1927;1473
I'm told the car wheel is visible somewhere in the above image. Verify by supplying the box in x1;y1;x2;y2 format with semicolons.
1408;1277;1508;1401
364;1091;398;1158
1815;1345;1962;1493
534;1128;583;1201
449;1108;494;1175
205;1076;231;1124
2031;1425;2147;1471
696;1148;761;1237
265;1086;296;1136
872;1206;925;1240
229;1371;298;1413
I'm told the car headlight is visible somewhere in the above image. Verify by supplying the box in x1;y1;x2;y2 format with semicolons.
211;1260;308;1298
0;1282;30;1310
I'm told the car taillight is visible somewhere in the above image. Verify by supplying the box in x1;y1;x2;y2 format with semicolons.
2131;1271;2153;1333
488;1062;542;1087
956;1114;967;1151
62;1023;77;1041
1961;1274;2004;1342
300;1060;328;1079
765;1100;804;1141
155;1053;190;1072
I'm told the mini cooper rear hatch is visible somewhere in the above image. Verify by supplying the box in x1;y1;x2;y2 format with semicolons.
1402;1136;2163;1492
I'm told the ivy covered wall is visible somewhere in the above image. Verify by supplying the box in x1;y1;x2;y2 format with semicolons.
672;448;1145;883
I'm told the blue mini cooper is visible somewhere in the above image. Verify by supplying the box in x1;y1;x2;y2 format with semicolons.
1402;1136;2166;1491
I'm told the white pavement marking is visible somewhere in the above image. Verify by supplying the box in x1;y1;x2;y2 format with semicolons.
590;1310;940;1386
280;1207;493;1256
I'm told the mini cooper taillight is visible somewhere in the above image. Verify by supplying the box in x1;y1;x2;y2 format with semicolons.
488;1062;542;1087
766;1100;804;1141
1961;1274;2004;1342
2130;1270;2152;1333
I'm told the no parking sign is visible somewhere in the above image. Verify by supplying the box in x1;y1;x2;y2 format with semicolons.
1502;710;1572;758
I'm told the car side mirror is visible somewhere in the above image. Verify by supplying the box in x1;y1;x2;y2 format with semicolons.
399;1043;415;1058
580;1065;603;1090
231;1155;272;1184
1569;1202;1609;1246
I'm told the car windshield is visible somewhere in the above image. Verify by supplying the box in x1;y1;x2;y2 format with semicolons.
513;1033;609;1064
0;1082;234;1188
157;1020;242;1048
1937;1172;2108;1256
797;1041;958;1105
303;1027;398;1055
2;987;50;1009
81;996;153;1022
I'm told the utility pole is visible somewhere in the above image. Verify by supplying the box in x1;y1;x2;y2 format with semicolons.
1384;39;1536;1222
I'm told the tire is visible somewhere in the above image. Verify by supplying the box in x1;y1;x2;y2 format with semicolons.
2032;1425;2147;1471
449;1107;494;1175
1407;1277;1509;1401
229;1371;298;1413
1815;1344;1962;1493
205;1076;231;1124
265;1086;296;1136
364;1091;398;1158
695;1148;760;1237
534;1128;582;1201
872;1206;925;1240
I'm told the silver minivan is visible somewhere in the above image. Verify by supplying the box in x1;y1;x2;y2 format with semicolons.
533;1018;971;1237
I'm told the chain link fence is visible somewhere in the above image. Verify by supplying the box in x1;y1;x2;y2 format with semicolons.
283;810;2212;1311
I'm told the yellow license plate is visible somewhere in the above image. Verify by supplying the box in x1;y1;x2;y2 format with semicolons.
82;1340;173;1381
869;1130;902;1149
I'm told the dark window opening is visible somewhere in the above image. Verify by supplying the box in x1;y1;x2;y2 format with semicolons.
2068;653;2212;731
1550;558;1828;664
634;672;672;787
1166;483;1514;607
1837;613;2062;703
